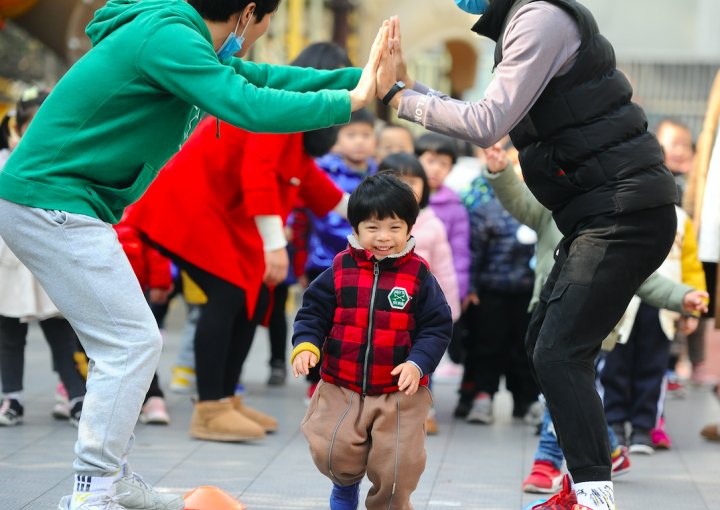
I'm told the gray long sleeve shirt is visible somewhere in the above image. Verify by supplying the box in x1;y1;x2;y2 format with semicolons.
399;2;581;147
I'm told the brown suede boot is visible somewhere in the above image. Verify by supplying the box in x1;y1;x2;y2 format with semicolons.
231;395;278;433
190;398;266;442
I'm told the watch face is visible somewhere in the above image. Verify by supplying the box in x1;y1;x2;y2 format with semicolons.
397;81;406;89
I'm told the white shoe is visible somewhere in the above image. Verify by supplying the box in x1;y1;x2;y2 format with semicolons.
523;400;545;427
467;394;493;424
139;397;170;425
58;493;126;509
113;472;184;510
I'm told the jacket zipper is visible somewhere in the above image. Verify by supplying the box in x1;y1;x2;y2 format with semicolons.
362;262;380;396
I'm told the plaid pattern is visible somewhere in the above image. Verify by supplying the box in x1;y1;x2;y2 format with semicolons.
320;245;430;395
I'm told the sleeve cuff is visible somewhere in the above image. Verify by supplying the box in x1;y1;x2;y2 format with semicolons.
291;342;321;364
407;360;423;378
254;215;288;251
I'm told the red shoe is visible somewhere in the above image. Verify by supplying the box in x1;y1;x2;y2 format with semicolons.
530;475;593;509
523;460;563;494
611;446;631;477
304;382;319;405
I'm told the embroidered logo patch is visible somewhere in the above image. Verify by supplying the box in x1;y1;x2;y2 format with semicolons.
388;287;412;310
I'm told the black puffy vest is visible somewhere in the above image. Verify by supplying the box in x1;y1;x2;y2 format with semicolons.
474;0;677;234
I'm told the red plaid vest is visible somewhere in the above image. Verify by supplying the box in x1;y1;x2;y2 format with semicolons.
321;244;431;395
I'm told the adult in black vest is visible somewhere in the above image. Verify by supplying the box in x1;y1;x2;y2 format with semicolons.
377;1;677;509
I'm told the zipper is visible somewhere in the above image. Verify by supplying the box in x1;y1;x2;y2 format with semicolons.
362;262;380;396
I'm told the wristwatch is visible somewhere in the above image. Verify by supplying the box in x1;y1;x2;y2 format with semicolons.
382;81;407;105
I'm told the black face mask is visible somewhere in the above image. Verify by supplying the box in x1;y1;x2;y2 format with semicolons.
303;126;340;158
471;0;516;41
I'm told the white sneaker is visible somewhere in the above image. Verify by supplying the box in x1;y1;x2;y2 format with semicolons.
139;397;170;425
523;400;545;427
58;493;126;509
113;472;184;510
467;393;493;424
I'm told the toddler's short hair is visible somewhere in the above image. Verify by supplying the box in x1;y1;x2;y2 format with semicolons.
348;174;419;231
415;133;458;164
378;152;429;208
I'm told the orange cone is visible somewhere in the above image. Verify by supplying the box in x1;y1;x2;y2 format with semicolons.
183;486;247;510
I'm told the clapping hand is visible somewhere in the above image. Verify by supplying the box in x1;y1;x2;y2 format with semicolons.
350;20;390;111
377;16;412;109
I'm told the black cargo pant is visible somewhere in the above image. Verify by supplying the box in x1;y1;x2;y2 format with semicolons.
526;204;676;483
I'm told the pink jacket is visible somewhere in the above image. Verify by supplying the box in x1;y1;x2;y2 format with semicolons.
412;207;461;321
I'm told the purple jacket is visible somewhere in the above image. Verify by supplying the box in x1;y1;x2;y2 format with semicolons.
429;185;471;298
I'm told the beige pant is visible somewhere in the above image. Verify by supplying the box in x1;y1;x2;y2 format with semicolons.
301;381;432;510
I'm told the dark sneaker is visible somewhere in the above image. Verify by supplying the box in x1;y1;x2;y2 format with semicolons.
0;398;24;426
267;360;286;386
453;397;473;418
69;398;83;428
609;422;628;447
330;481;360;510
629;428;654;455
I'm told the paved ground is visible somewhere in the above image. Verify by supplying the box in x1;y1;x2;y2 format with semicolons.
2;302;720;510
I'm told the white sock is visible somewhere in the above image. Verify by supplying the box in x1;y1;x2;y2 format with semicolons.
573;480;615;510
71;475;115;509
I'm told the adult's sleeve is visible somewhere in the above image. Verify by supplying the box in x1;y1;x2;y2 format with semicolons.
138;25;351;133
229;60;362;93
636;272;692;314
406;273;453;376
483;164;552;232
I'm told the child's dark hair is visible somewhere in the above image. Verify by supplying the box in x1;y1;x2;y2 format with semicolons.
0;114;11;150
15;87;50;136
378;152;429;208
415;132;458;164
188;0;280;22
347;108;376;129
348;174;419;232
295;42;353;157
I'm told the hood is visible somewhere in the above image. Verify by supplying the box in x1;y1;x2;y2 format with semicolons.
471;0;520;41
86;0;208;47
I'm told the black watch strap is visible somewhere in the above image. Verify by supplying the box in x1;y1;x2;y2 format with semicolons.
382;81;406;105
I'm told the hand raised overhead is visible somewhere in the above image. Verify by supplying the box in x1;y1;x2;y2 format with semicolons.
350;20;391;112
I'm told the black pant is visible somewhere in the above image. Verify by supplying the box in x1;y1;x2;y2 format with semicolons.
602;303;669;431
0;316;86;400
461;291;538;409
176;259;269;401
268;283;289;367
526;205;676;483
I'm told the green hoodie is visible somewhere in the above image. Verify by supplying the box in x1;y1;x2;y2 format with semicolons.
0;0;360;223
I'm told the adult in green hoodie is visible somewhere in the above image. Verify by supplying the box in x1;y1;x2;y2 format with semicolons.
0;2;389;510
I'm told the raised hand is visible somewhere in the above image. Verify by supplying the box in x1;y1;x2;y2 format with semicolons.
350;20;390;112
389;16;413;88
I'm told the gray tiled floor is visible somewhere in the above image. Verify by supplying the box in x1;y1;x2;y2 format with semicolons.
2;304;720;510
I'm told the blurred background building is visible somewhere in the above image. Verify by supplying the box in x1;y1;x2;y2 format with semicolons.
2;0;719;135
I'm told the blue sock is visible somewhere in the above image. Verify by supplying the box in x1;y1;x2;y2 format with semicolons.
329;481;360;510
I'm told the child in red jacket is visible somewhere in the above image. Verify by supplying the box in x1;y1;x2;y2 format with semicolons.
292;174;453;510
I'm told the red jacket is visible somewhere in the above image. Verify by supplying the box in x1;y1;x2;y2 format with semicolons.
115;205;172;291
125;117;342;316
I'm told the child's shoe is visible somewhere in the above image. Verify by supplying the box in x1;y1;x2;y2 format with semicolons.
231;395;277;433
139;397;170;425
53;383;71;420
69;398;83;428
530;475;593;509
523;400;546;427
267;360;286;386
0;398;23;426
611;446;631;477
467;393;493;424
425;407;439;435
522;460;563;494
650;417;671;450
453;396;473;418
113;469;185;510
629;428;654;455
329;481;360;510
169;366;196;394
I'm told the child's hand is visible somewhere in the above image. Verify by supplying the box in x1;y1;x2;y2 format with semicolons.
682;290;709;315
679;315;700;335
350;21;390;112
484;143;510;174
292;351;318;378
391;362;421;395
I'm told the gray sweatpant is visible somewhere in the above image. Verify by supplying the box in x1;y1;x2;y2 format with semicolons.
0;199;161;476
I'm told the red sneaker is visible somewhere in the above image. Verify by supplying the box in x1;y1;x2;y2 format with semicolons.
304;382;319;405
523;460;563;494
611;446;631;477
530;475;593;509
651;417;672;450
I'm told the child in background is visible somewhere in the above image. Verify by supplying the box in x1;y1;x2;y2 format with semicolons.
292;174;452;510
302;108;378;399
379;153;461;434
415;133;470;302
376;123;415;161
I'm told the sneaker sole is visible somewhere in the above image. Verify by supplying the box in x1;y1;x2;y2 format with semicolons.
612;465;631;477
629;444;654;455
